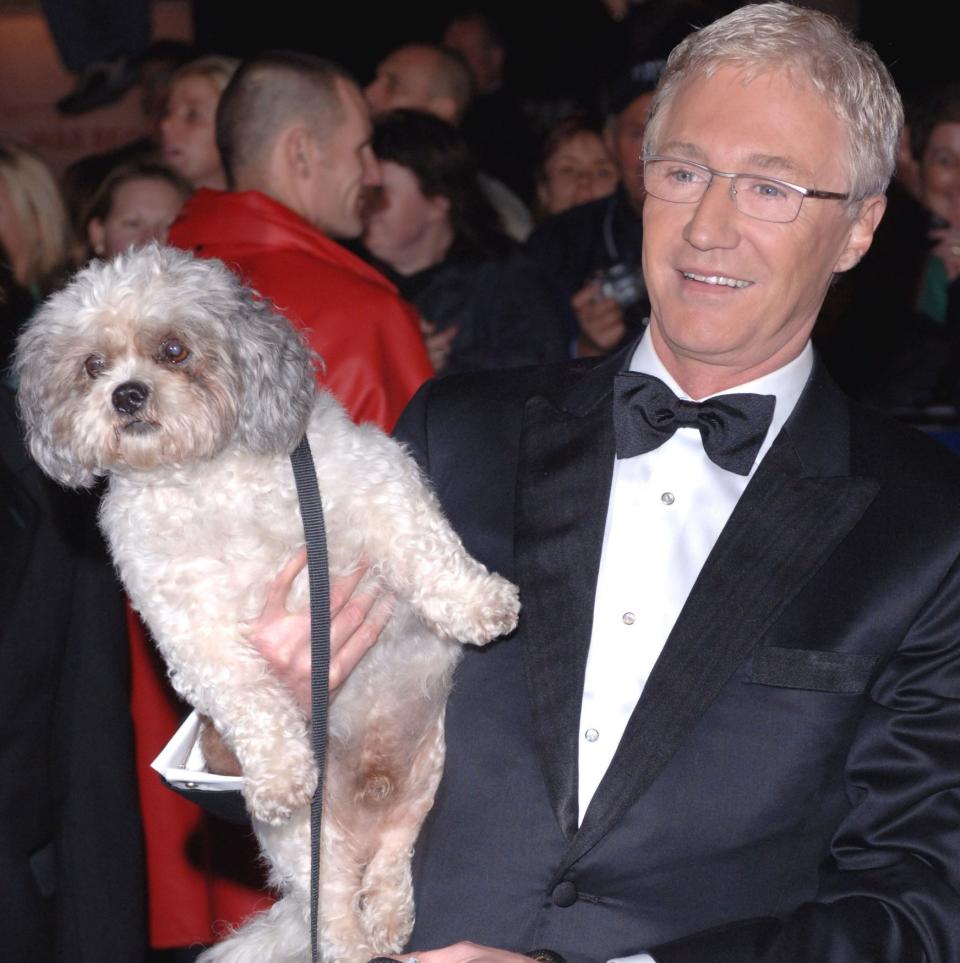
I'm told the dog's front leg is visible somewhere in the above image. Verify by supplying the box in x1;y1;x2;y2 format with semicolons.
227;682;317;825
165;648;316;825
347;444;520;645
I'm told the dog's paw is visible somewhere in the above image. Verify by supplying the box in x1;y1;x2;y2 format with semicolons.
359;881;414;954
243;749;318;826
444;573;520;646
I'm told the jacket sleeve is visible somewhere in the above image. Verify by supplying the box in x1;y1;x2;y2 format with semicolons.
651;551;960;963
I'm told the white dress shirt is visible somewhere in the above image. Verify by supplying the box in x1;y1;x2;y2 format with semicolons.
586;336;812;963
578;335;814;823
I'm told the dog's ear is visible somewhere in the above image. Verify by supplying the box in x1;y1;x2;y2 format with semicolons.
231;292;317;454
14;305;100;489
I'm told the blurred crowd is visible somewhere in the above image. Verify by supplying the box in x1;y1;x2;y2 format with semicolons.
3;2;960;961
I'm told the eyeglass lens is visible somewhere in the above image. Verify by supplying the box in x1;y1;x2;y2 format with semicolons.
644;159;803;222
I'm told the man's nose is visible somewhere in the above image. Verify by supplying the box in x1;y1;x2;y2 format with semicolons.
682;176;740;250
363;82;382;116
363;148;381;187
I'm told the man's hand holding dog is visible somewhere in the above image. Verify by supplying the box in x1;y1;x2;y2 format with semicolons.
202;555;396;776
247;549;396;713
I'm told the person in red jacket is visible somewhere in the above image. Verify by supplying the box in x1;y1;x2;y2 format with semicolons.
168;50;432;433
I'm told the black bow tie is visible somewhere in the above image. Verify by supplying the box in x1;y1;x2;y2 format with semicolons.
613;371;776;475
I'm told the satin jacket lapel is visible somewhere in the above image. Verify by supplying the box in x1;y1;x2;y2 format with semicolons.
560;361;881;872
515;349;629;840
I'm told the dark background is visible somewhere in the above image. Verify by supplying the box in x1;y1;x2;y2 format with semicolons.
191;0;958;106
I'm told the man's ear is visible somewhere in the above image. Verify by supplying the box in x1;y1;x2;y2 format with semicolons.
834;194;887;273
281;125;317;180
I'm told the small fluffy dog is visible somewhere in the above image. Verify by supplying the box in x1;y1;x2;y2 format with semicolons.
15;245;520;963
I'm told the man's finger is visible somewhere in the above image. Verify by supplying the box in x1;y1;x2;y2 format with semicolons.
266;547;308;606
330;592;396;690
330;562;370;613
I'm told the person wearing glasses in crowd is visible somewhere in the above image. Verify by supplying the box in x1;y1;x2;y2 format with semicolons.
186;5;960;961
525;59;662;358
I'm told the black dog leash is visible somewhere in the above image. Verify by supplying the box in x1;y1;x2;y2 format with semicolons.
290;435;330;963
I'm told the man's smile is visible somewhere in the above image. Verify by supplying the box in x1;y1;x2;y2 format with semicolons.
680;271;753;289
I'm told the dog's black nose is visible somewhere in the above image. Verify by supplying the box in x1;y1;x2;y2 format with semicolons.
112;381;150;414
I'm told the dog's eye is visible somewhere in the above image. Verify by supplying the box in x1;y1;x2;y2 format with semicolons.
159;337;190;364
84;354;106;378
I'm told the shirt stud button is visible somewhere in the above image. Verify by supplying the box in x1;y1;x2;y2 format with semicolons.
584;728;599;743
622;611;636;625
661;491;675;505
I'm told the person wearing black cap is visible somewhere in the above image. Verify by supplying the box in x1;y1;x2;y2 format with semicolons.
525;60;664;358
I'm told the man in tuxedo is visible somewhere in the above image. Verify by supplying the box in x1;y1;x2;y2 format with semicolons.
377;5;960;962
230;4;960;961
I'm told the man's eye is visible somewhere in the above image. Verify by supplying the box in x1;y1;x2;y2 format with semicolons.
748;179;790;201
159;337;190;364
84;354;106;378
669;166;702;184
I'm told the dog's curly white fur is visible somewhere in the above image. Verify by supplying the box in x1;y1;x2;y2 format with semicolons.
15;245;520;963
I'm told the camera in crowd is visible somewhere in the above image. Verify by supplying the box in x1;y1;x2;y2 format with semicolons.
598;262;646;308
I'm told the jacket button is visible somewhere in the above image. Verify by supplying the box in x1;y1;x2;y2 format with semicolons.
551;880;578;907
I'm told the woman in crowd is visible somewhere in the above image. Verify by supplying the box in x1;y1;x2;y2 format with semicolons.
0;140;73;372
160;55;239;190
84;160;192;260
535;110;619;217
912;87;960;326
363;109;566;373
0;140;72;299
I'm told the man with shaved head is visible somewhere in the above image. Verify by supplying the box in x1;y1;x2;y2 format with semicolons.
364;42;533;240
168;50;432;432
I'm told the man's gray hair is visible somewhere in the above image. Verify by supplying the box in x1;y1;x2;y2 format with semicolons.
216;51;353;188
643;2;903;201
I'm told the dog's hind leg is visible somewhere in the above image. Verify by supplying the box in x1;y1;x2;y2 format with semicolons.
357;718;446;953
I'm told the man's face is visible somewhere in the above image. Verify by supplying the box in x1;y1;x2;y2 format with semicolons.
642;65;883;392
304;79;380;239
365;48;438;119
608;92;654;213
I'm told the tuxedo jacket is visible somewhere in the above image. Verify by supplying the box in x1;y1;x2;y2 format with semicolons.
0;386;146;961
394;341;960;963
